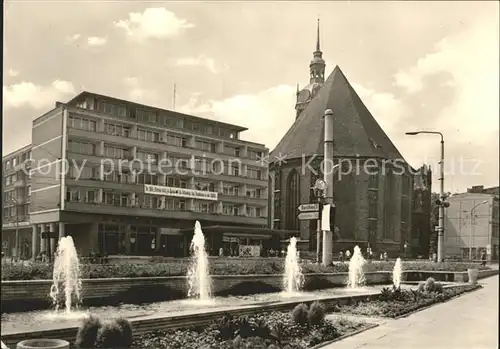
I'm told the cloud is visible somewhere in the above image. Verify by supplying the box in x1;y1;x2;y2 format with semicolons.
3;80;75;109
65;33;81;43
8;69;19;77
351;83;410;137
178;85;296;149
87;36;107;46
393;16;499;191
175;55;218;74
122;77;161;106
114;7;194;41
393;18;499;139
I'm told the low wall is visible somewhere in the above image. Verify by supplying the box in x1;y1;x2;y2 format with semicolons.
0;272;391;312
403;269;499;283
2;269;497;313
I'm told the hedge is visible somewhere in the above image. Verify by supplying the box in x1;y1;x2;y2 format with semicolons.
0;259;489;281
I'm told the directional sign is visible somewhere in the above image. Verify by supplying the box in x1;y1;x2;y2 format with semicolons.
298;203;319;212
298;211;319;220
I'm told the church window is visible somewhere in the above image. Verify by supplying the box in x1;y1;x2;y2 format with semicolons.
285;170;299;231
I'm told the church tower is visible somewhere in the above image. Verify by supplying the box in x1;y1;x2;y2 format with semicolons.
295;19;326;119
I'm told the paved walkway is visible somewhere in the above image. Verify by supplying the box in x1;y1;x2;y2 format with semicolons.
324;276;499;349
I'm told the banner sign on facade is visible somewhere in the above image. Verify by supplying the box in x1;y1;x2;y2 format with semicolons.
144;185;218;201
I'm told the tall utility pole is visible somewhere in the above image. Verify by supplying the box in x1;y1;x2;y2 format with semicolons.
405;131;447;262
322;109;334;266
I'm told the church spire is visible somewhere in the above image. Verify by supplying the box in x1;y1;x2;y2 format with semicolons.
316;18;321;52
309;18;325;84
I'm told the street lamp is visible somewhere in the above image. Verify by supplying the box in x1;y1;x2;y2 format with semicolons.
405;130;447;262
312;178;327;264
469;200;489;261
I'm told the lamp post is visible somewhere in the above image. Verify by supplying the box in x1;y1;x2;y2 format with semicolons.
469;200;488;261
312;179;326;263
405;131;447;262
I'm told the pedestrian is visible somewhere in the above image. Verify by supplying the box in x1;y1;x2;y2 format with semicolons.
383;252;388;261
380;253;384;261
480;250;487;267
219;247;224;257
339;251;344;263
346;249;351;260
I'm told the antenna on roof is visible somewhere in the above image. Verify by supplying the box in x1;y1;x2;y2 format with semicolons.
173;82;176;110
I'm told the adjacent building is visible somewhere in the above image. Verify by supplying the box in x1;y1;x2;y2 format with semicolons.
445;185;499;261
269;22;414;257
2;91;282;259
2;145;33;258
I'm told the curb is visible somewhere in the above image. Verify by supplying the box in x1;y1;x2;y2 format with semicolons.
311;323;379;349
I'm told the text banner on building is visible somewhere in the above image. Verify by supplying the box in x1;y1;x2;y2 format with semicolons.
144;185;218;201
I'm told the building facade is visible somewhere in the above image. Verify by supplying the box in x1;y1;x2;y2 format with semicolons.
2;145;33;258
3;91;273;259
445;186;499;261
269;24;413;258
410;165;432;258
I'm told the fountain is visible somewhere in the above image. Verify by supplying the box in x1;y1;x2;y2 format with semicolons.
347;245;366;288
392;257;403;289
49;236;82;313
283;237;304;296
187;221;212;301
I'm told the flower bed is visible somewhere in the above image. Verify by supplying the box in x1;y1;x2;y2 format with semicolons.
132;303;367;349
333;278;481;318
0;259;489;281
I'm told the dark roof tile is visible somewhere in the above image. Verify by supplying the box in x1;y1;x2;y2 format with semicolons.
271;66;405;161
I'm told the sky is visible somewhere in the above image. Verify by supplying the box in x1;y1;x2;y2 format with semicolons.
3;1;499;193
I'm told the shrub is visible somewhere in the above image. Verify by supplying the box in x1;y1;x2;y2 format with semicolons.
379;287;392;301
96;321;124;348
234;316;254;339
417;281;426;293
113;317;133;347
214;314;237;341
424;277;436;292
1;259;491;281
75;315;102;348
307;301;326;326
291;303;309;326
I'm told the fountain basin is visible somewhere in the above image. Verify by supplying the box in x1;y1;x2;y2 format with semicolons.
16;339;69;349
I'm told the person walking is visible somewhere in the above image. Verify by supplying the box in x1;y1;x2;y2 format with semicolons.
339;251;344;263
480;250;487;267
346;249;351;260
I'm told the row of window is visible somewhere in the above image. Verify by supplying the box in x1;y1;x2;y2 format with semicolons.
4;171;26;186
3;150;31;171
67;164;265;197
65;188;264;217
2;204;30;219
68;115;263;158
67;142;265;179
3;187;31;204
73;99;240;140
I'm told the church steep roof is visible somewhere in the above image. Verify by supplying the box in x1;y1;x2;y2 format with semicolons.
271;65;405;161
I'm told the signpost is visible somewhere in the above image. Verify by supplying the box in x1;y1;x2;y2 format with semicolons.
297;203;320;220
297;203;319;212
298;211;319;220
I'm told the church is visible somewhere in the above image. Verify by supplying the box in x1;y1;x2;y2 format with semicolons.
268;21;415;257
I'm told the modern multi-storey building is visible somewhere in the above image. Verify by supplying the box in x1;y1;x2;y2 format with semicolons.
2;145;33;258
3;91;278;259
445;185;499;261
